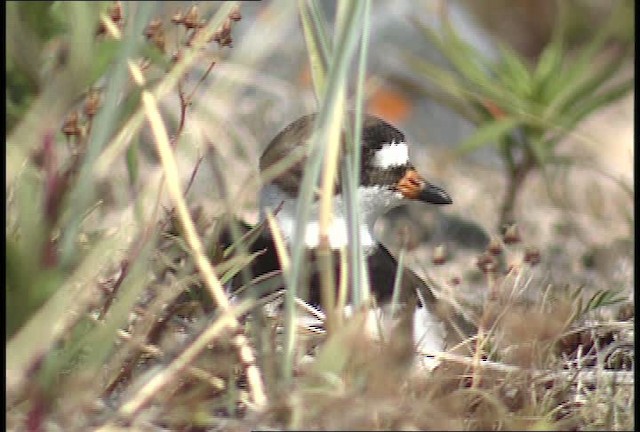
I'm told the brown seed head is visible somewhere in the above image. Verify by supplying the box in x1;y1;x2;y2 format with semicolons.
62;112;81;137
170;50;182;64
476;252;498;274
171;11;183;25
229;6;242;21
524;246;541;266
183;5;200;29
84;89;101;118
109;1;122;23
503;224;521;244
220;35;233;47
432;244;447;265
487;235;503;255
144;19;162;38
449;276;461;286
144;19;165;51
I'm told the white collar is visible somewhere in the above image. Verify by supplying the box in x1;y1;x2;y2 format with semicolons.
259;184;405;254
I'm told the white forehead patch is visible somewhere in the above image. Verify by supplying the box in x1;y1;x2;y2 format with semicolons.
373;141;409;168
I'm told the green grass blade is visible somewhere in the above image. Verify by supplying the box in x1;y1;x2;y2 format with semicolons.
307;0;333;59
560;77;634;130
402;52;470;102
59;2;157;267
390;248;406;316
544;1;626;104
299;0;328;97
495;43;532;97
345;0;371;307
532;1;568;102
284;0;365;382
439;18;495;89
7;225;134;393
545;44;632;120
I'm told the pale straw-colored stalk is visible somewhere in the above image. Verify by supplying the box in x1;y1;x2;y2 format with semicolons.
130;60;267;410
281;0;366;382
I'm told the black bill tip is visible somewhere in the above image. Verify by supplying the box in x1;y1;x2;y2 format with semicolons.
419;183;452;205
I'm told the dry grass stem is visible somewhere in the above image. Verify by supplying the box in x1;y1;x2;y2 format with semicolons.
136;60;267;408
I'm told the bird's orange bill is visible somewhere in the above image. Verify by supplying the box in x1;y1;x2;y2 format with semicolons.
396;169;452;204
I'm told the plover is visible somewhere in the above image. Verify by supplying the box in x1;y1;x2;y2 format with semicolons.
225;113;474;367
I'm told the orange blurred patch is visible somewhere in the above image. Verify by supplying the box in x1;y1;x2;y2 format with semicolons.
482;99;506;119
298;64;313;88
367;85;412;124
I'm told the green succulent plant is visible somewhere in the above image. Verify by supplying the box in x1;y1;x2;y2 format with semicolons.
406;1;633;228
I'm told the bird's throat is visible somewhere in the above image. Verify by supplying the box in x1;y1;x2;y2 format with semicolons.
259;184;405;253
